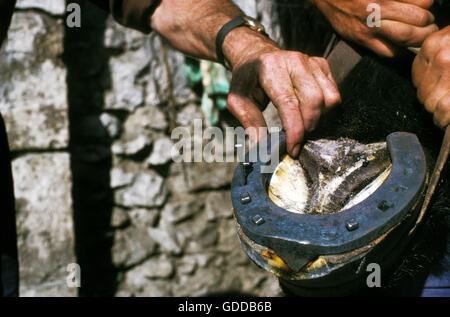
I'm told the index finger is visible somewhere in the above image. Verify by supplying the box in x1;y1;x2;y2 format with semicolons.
395;0;434;10
259;54;307;157
381;1;435;27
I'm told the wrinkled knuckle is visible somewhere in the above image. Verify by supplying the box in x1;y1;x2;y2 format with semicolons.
435;114;449;129
312;56;329;68
435;49;450;67
289;51;307;63
308;90;325;108
309;56;324;63
439;95;450;111
397;27;415;45
417;11;432;26
290;50;305;58
275;95;299;109
423;32;441;53
328;92;342;107
424;98;437;113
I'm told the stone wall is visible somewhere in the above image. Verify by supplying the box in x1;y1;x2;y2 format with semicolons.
0;0;283;297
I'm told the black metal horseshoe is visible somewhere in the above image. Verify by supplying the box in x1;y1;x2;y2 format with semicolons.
231;132;427;271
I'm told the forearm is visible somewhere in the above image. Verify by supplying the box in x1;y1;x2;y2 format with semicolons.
150;0;279;68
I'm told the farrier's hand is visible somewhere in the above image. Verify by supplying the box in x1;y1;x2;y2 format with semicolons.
311;0;438;57
412;26;450;129
223;31;341;157
151;0;340;157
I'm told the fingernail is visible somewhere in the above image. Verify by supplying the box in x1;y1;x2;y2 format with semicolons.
291;144;301;158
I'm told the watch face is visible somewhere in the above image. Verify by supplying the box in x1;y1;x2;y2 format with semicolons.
243;16;266;33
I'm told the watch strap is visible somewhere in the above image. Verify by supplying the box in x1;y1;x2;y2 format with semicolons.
215;16;247;67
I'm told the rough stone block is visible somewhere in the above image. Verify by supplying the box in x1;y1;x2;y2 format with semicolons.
13;153;75;297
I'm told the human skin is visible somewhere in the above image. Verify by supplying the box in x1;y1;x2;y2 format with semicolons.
150;0;341;157
311;0;450;129
413;25;450;128
310;0;438;57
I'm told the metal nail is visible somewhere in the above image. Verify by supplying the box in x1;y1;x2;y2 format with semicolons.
252;214;265;225
240;192;251;204
242;162;253;185
346;219;359;231
378;200;394;211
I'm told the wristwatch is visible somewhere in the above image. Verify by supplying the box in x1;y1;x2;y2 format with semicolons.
215;16;268;67
241;16;266;34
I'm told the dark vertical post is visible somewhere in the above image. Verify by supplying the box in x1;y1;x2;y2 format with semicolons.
63;0;116;296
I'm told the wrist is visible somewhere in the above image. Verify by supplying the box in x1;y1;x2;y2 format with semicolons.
221;26;280;69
